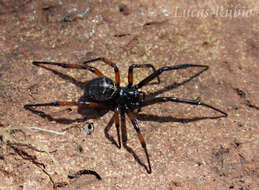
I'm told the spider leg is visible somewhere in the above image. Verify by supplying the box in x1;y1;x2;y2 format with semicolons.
127;64;160;87
125;112;152;174
134;64;208;89
32;61;104;77
104;107;121;148
140;97;227;117
120;111;151;173
82;57;120;86
24;101;105;109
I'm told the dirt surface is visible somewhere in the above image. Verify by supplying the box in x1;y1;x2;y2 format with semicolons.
0;0;258;190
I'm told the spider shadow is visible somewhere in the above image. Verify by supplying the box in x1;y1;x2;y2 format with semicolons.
137;113;223;123
26;65;109;124
146;65;208;98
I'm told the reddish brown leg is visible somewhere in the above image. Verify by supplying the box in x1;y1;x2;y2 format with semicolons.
126;112;152;173
82;58;120;86
128;64;160;87
121;111;152;173
32;62;104;77
24;101;105;109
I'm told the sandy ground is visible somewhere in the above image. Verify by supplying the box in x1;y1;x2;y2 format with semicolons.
0;0;258;190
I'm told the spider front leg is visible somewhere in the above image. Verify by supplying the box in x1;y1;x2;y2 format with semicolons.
127;64;160;87
32;61;104;77
134;64;208;89
82;57;120;86
140;97;227;117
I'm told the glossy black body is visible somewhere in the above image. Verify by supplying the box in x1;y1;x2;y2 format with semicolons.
84;76;144;111
84;77;117;101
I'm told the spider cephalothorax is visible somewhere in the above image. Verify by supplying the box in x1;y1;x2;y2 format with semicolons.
24;57;227;173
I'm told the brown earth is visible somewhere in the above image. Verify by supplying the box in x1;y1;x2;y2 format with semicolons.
0;0;258;190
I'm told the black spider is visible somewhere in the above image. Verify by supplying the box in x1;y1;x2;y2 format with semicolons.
24;57;227;174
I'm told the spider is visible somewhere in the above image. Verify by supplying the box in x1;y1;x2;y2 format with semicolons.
24;57;227;174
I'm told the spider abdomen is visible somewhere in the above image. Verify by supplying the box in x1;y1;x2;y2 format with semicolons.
84;76;117;101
